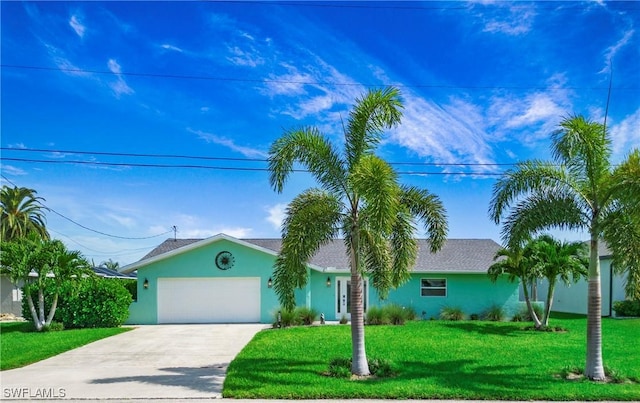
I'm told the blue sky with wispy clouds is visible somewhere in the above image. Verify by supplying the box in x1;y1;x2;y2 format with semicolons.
2;1;639;264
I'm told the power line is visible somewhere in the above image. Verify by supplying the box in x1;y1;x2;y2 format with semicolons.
2;64;636;91
1;146;520;167
1;174;174;240
207;1;640;12
1;157;505;176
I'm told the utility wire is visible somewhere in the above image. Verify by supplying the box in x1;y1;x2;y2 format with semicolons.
210;1;640;11
1;157;505;176
1;174;174;240
1;146;520;167
2;64;636;91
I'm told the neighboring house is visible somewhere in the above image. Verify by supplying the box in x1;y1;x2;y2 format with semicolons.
0;267;136;317
533;243;627;317
0;275;24;317
119;234;520;324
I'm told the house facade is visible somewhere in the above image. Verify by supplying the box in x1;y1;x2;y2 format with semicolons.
120;234;520;324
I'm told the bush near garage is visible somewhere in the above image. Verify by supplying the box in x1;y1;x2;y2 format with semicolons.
23;277;131;328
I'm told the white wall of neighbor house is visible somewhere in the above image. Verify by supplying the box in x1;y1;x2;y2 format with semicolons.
534;258;627;316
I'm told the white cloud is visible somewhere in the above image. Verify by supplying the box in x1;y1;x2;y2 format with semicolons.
266;203;287;230
160;43;183;53
69;14;85;38
188;128;268;158
390;92;497;171
226;45;265;67
106;213;136;228
2;165;28;176
609;108;640;157
479;3;536;36
600;28;635;74
107;59;134;97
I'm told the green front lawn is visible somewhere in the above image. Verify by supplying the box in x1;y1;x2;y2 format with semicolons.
0;322;131;370
224;317;640;400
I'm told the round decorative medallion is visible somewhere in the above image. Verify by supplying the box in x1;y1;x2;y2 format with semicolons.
215;251;235;270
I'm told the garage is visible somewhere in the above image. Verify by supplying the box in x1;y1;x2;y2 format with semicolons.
157;277;261;323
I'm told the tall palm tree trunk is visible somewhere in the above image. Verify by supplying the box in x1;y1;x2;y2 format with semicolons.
349;232;369;376
585;234;605;380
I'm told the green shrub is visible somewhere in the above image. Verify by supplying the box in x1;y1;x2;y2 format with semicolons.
613;300;640;317
296;306;318;325
522;304;544;321
511;312;524;322
385;304;412;325
368;357;397;377
273;309;301;328
439;306;465;321
56;278;131;328
22;277;131;329
483;305;505;322
339;314;348;324
366;306;389;325
327;357;352;378
403;306;417;321
121;279;138;301
327;357;396;378
470;313;479;321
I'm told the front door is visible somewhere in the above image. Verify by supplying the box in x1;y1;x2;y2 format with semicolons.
335;277;368;320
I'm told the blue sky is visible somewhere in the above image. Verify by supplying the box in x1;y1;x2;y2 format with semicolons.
2;1;639;265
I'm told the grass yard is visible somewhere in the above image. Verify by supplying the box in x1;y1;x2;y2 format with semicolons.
0;322;131;370
224;316;640;400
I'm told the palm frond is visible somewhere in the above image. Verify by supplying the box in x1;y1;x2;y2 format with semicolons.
268;127;347;195
345;86;403;167
274;189;342;309
489;161;578;225
359;227;392;298
389;209;417;288
400;185;447;252
351;155;400;235
551;115;612;189
501;190;587;247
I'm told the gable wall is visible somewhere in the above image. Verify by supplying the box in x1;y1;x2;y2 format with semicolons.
127;238;282;324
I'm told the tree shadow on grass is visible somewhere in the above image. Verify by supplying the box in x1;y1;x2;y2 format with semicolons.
442;321;524;336
0;322;31;334
92;365;228;395
92;358;325;396
388;359;548;398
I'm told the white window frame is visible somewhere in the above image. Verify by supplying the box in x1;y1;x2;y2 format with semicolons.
421;278;447;297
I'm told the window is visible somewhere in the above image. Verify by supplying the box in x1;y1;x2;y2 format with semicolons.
421;278;446;297
12;287;22;302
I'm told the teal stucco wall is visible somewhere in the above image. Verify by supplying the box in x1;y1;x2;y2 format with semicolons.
126;238;281;324
308;271;520;321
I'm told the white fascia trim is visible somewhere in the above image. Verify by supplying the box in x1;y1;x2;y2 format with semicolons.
119;233;325;274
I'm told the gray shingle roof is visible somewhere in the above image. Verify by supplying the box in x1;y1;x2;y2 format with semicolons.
140;237;504;273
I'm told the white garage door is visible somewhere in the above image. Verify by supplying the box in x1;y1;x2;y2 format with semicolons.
157;277;260;323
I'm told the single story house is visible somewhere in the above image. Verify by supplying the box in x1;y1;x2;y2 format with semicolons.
119;234;520;324
0;266;136;317
533;243;628;317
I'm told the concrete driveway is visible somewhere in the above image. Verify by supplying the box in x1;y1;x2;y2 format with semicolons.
1;324;266;400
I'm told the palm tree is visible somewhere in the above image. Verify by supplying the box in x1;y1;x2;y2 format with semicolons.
1;185;49;241
100;259;120;270
529;235;588;327
487;241;542;327
489;115;640;380
0;234;91;330
268;86;448;376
